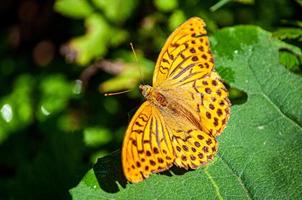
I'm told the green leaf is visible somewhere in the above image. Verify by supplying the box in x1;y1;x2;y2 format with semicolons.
54;0;94;18
216;66;235;84
274;39;302;56
99;54;154;93
213;26;302;199
68;14;111;65
37;74;74;121
279;51;300;72
273;28;302;42
84;127;112;147
0;75;34;143
154;0;178;12
210;0;232;12
168;10;186;31
92;0;138;23
70;26;302;199
66;14;127;65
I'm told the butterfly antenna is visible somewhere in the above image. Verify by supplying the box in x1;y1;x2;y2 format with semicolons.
130;42;138;62
104;90;130;96
104;43;140;97
130;42;144;85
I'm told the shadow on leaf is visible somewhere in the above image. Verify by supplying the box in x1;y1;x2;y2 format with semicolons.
92;150;192;193
160;165;189;177
93;150;127;193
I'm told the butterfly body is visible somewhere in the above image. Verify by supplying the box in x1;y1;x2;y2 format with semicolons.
122;17;230;183
140;84;201;132
139;84;168;107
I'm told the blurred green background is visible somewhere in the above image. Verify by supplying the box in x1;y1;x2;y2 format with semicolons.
0;0;301;199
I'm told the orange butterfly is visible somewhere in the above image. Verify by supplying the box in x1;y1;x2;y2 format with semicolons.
122;17;230;183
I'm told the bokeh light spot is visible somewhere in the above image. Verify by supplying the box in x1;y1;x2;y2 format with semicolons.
1;104;13;123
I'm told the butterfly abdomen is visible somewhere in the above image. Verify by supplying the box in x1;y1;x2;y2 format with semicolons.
167;101;203;130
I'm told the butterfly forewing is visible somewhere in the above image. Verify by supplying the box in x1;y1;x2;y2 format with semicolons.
122;102;175;183
152;17;214;87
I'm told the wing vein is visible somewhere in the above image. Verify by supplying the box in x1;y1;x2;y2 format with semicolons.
172;63;196;79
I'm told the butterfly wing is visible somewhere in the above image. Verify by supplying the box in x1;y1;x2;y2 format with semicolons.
152;17;213;87
122;101;175;183
122;102;219;182
171;129;217;169
153;17;230;136
178;71;231;136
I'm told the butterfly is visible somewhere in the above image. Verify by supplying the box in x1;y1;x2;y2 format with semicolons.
122;17;230;183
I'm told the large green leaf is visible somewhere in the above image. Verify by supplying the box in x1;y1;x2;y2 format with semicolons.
70;26;302;199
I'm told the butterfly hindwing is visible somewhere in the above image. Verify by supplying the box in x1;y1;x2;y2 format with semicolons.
193;72;230;136
171;129;217;169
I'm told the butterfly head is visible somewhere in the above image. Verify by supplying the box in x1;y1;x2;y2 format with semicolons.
139;84;153;99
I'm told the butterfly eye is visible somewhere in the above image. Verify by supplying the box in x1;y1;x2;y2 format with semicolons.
139;85;151;98
139;85;144;91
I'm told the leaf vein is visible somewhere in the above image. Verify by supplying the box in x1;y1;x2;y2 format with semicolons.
204;167;224;200
218;154;253;200
246;53;302;131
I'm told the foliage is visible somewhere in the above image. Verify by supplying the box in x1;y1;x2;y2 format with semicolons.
0;0;301;199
